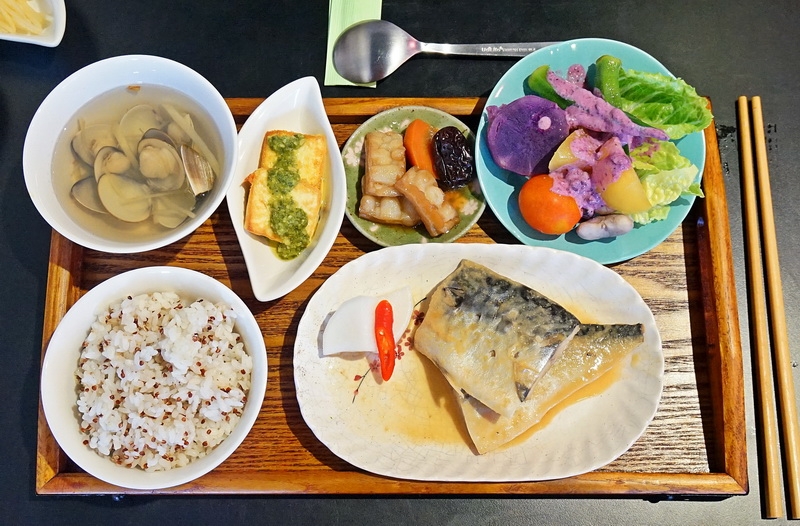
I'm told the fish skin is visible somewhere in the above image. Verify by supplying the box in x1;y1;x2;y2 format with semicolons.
460;322;645;454
414;259;580;418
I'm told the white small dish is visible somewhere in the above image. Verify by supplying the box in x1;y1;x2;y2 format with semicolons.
40;266;267;490
226;76;346;302
0;0;66;47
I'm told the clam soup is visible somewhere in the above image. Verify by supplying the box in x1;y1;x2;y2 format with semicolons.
52;84;225;243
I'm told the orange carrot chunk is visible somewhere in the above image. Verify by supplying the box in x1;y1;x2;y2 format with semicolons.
403;119;437;175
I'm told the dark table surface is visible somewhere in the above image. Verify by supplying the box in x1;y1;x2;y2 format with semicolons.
3;1;800;524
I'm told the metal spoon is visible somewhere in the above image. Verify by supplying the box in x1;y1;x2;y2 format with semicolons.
333;20;559;84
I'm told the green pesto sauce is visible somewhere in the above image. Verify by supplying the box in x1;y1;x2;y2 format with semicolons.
266;134;309;260
267;164;300;195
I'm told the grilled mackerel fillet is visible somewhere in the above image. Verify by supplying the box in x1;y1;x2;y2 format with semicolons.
459;323;645;454
414;259;581;418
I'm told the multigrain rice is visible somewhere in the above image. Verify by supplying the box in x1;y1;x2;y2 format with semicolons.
75;291;252;471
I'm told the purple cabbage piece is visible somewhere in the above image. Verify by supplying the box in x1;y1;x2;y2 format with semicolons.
545;69;669;146
486;95;569;176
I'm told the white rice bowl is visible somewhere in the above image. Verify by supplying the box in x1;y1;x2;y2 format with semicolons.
40;266;267;490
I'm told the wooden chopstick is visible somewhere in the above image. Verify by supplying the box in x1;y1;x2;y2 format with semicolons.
739;95;800;518
738;95;783;518
751;96;800;519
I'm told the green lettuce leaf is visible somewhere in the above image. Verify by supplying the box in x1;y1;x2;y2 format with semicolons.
629;140;704;224
595;55;713;140
631;140;692;174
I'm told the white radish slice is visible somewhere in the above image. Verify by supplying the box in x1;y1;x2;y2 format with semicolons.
96;173;152;222
322;286;414;356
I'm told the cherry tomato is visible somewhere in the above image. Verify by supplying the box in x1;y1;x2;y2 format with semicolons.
517;174;581;235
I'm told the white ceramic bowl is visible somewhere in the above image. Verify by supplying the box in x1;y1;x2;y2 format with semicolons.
24;55;238;253
40;266;267;490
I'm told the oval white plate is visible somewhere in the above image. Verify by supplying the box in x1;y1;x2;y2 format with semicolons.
40;266;267;490
227;77;346;302
0;0;65;47
294;244;663;482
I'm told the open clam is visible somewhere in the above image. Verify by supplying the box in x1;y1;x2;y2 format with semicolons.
138;136;185;192
71;124;117;165
181;144;215;195
93;145;131;182
96;173;152;222
118;104;163;142
71;177;106;214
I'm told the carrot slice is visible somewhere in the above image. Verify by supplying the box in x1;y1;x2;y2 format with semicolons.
403;119;437;175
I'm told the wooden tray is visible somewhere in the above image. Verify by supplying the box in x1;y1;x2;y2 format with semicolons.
36;97;747;496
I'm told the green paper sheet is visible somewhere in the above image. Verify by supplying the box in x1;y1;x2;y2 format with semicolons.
325;0;382;87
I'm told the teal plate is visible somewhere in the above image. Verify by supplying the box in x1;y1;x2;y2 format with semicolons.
342;106;485;246
475;38;706;265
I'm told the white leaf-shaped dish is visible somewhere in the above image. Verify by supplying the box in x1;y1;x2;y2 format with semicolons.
227;77;346;302
0;0;65;47
294;243;663;481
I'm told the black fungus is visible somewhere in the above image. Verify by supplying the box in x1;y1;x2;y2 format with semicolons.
433;126;475;189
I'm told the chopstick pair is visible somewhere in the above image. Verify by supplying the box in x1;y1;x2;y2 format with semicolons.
738;96;800;519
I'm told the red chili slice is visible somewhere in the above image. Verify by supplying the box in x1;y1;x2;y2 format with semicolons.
374;299;395;381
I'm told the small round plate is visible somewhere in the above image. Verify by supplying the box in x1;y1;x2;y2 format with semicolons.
475;38;706;265
341;106;485;246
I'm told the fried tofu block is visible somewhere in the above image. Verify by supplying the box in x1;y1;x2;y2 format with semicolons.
244;131;326;244
394;166;460;236
362;131;406;197
358;194;420;227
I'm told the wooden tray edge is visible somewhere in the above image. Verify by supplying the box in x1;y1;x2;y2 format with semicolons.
698;117;748;494
35;470;746;497
33;98;748;496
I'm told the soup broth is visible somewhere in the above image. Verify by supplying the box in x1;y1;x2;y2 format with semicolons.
52;84;225;244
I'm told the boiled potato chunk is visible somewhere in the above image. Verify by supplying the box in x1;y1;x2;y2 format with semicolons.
548;129;599;171
600;167;651;214
548;129;582;170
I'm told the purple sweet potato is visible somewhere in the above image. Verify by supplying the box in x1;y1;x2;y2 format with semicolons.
486;95;569;176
